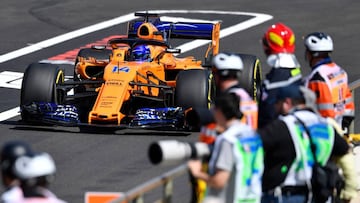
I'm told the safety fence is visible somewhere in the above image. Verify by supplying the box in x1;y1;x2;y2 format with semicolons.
108;164;188;203
108;79;360;203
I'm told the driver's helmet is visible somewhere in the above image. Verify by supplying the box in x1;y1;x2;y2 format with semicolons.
132;45;151;61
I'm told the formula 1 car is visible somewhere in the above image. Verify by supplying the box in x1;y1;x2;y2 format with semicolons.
20;12;262;130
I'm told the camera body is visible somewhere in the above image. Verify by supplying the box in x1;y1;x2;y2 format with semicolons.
148;140;211;165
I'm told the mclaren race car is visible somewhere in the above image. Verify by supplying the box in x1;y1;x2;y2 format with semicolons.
20;12;262;130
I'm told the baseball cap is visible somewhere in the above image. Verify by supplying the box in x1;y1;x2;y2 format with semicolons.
276;84;304;101
276;85;319;113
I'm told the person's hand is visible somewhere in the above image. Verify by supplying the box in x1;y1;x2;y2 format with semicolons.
187;159;202;177
342;116;354;135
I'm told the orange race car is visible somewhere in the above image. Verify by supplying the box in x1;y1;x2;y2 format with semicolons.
20;12;261;130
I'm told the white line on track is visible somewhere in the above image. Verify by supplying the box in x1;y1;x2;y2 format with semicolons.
0;71;23;89
0;10;272;121
0;13;137;64
0;107;20;122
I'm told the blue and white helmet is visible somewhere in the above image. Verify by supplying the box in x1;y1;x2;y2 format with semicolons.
304;32;333;52
1;141;34;178
212;53;243;71
132;45;151;61
13;152;56;180
212;53;243;78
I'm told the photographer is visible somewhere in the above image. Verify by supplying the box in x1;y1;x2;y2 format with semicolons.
212;52;258;130
0;141;35;202
188;92;264;203
13;152;67;203
258;84;353;203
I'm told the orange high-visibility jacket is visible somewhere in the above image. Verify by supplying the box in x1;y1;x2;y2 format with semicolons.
228;87;258;129
305;60;354;124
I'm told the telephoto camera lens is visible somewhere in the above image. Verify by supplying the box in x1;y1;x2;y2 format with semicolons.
148;140;210;165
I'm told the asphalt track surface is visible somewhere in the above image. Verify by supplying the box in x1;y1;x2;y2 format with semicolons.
0;1;360;202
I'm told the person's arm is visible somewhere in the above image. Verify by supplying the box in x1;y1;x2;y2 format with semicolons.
334;152;358;202
188;140;233;189
330;131;357;202
188;161;231;190
331;132;349;157
342;86;354;134
343;73;355;118
188;159;209;181
188;160;231;188
307;76;336;118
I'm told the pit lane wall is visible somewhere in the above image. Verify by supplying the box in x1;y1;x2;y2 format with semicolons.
85;79;360;203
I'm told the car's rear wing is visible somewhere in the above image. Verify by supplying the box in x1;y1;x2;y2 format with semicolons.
128;12;221;56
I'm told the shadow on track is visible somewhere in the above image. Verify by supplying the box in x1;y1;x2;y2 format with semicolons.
1;120;192;136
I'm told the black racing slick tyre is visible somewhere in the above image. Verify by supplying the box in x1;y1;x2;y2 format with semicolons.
175;69;215;109
74;47;112;64
236;54;262;102
20;63;65;121
73;48;111;122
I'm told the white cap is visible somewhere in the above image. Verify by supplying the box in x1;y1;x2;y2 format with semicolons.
14;153;56;179
304;32;333;52
212;53;243;71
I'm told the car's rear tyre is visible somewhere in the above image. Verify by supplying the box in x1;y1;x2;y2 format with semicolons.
75;47;112;63
73;48;111;122
73;48;112;81
20;63;65;121
236;54;262;102
175;69;215;109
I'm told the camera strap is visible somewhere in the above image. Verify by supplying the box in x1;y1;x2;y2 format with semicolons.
291;113;314;203
292;114;318;163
